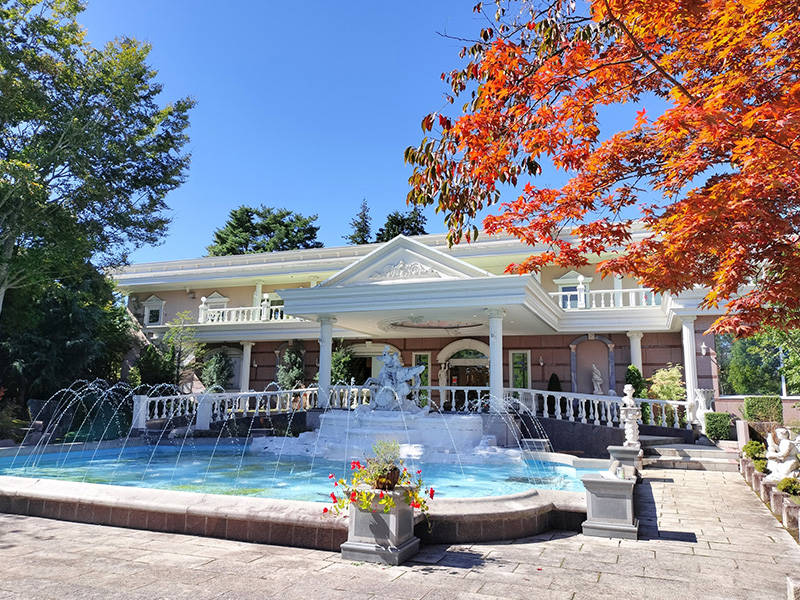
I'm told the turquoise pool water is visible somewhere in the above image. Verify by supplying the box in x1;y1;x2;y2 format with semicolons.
0;443;595;501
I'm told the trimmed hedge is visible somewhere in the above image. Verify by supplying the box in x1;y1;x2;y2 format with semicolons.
704;412;731;441
742;396;783;423
742;440;766;460
777;477;800;497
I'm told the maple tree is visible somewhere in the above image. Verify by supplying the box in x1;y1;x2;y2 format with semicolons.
406;0;800;335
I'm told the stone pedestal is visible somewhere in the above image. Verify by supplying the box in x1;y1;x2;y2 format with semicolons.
608;446;643;481
340;489;420;565
581;473;639;540
783;497;800;532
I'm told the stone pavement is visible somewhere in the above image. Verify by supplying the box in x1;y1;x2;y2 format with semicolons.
0;469;796;600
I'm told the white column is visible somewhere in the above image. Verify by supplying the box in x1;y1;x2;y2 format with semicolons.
317;316;336;407
253;282;263;307
681;316;698;406
240;342;254;391
486;308;506;403
627;331;643;372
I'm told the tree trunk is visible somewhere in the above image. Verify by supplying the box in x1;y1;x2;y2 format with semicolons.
0;234;16;320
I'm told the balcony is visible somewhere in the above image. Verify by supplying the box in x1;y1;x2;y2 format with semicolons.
198;297;304;325
549;288;661;310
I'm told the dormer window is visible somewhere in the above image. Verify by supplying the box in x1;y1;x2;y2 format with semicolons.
204;291;230;310
141;295;166;327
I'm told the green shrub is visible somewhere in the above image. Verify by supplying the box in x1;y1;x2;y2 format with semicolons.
777;477;800;497
640;402;651;425
742;440;766;460
625;365;647;398
742;396;783;423
201;351;234;390
648;364;686;402
705;412;731;441
753;458;768;473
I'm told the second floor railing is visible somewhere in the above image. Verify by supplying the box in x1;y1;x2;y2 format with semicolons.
198;299;302;324
549;288;661;310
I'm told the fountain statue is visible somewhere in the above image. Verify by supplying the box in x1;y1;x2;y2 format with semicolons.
765;427;800;481
365;346;427;412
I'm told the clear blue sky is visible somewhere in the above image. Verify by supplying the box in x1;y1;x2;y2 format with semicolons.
78;2;495;263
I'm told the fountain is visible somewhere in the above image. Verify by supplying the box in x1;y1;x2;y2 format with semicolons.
0;357;606;549
252;346;510;464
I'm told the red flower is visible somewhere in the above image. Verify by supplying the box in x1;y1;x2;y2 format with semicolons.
429;488;435;499
417;470;421;474
351;460;363;470
328;473;334;479
330;492;337;502
379;491;384;499
323;507;329;513
350;491;358;502
410;501;421;509
334;481;338;486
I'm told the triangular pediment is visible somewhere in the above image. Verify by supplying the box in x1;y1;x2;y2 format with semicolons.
321;235;493;287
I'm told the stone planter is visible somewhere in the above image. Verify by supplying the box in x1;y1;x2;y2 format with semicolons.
581;473;638;540
741;457;752;484
771;491;789;518
751;470;766;494
784;496;800;532
761;479;778;503
340;487;419;566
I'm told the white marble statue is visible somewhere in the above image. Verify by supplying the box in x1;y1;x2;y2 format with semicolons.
620;384;642;449
765;428;800;481
366;346;426;411
591;364;604;395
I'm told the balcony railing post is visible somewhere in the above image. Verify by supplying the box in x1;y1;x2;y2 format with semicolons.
577;275;586;309
198;297;208;323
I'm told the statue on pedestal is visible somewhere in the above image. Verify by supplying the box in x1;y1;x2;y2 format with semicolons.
591;364;604;395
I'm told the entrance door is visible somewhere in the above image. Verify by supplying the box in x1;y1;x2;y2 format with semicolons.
447;353;489;411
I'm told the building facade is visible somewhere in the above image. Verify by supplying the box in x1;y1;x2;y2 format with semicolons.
114;232;721;404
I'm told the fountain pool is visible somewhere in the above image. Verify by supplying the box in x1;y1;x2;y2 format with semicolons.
0;442;596;500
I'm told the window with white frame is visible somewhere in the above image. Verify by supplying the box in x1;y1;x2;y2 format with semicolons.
553;270;593;309
141;295;166;327
204;291;230;310
509;350;531;389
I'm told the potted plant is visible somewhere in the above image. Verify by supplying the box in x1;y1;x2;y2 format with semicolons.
777;477;800;534
325;440;434;565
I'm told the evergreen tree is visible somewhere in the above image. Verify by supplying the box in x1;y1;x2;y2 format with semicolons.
343;199;372;245
375;207;427;242
277;342;305;389
207;206;323;256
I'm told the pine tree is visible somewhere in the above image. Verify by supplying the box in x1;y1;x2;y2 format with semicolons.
343;199;372;245
375;207;427;242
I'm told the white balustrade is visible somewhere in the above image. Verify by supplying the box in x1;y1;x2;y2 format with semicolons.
549;288;661;310
197;298;302;324
134;385;691;432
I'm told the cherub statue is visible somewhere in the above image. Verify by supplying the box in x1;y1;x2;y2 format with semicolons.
765;427;800;481
591;364;604;395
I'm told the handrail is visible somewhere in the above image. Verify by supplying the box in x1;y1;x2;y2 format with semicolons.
549;288;661;310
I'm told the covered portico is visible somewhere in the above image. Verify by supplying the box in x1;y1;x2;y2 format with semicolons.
278;236;560;404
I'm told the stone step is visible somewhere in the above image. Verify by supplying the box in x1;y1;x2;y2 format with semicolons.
642;444;739;472
248;428;274;437
638;435;685;447
642;456;740;472
644;444;737;460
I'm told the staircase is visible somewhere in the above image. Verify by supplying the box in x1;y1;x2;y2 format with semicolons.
640;435;740;472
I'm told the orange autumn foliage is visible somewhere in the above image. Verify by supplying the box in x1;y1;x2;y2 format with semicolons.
406;0;800;336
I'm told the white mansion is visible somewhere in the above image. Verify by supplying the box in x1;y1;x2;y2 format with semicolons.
114;230;720;411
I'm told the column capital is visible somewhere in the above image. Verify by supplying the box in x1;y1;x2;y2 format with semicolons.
240;341;255;348
681;315;697;325
317;315;337;325
626;331;643;341
485;308;506;319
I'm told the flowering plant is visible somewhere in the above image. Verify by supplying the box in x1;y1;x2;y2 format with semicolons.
323;440;434;516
